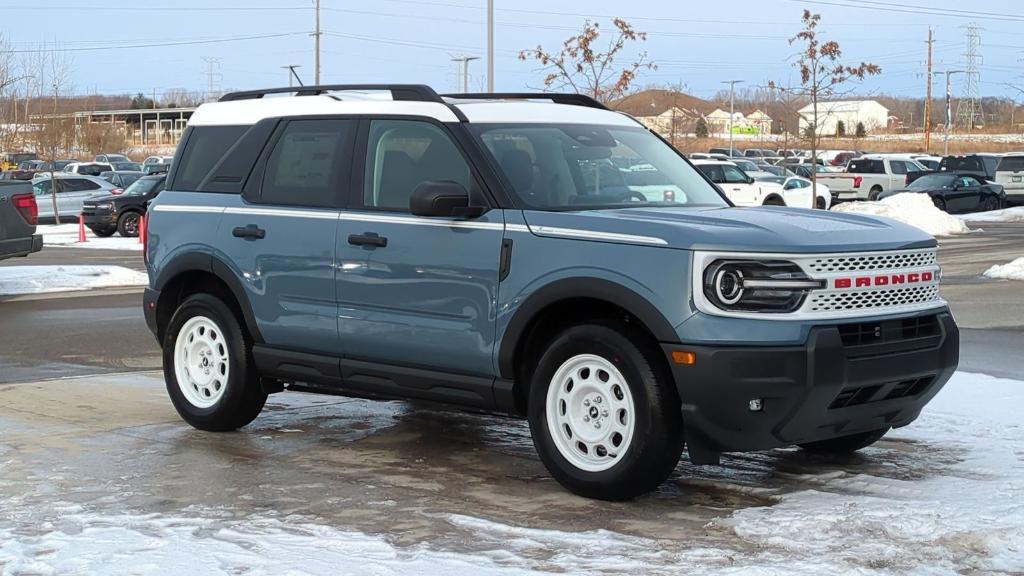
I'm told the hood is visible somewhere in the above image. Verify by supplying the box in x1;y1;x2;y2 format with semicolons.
522;206;936;253
83;192;123;204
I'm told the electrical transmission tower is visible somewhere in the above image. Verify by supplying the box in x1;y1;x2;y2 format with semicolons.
201;57;223;102
955;23;984;131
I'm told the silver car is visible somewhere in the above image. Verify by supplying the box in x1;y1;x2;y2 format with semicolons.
31;174;120;221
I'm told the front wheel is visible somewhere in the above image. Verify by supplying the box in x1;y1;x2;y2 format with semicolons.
527;324;684;501
933;197;947;212
980;195;1001;212
163;293;267;431
117;211;142;237
798;428;889;454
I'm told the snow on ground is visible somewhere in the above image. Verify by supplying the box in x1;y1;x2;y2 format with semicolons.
984;257;1024;281
0;265;148;295
38;223;143;251
0;371;1022;574
960;206;1024;224
832;193;972;237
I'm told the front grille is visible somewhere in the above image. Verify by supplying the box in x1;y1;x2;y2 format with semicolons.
838;315;940;347
806;250;937;273
808;285;939;312
829;376;935;409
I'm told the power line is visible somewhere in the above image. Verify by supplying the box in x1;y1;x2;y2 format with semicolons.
792;0;1024;23
5;32;308;54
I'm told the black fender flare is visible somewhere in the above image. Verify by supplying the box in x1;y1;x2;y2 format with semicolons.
154;251;264;343
497;277;679;379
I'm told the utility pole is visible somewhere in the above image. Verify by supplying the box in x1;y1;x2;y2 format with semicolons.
451;55;480;92
486;0;494;91
924;27;934;151
1005;84;1024;133
281;64;303;87
721;80;744;154
50;83;60;225
941;70;966;155
313;0;322;85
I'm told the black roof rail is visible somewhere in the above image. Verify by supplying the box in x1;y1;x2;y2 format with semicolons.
219;84;444;103
442;92;609;111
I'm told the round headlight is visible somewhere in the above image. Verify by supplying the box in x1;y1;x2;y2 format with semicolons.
714;267;744;305
702;259;824;313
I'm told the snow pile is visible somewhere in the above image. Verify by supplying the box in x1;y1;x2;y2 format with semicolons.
0;265;148;295
960;206;1024;224
983;257;1024;281
38;224;143;251
832;193;971;237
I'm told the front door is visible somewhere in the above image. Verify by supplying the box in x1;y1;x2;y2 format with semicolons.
217;118;354;355
721;164;759;206
336;118;504;378
950;175;982;213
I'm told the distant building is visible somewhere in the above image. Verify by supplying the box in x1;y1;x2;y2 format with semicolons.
32;107;196;148
634;106;700;137
798;100;889;135
705;109;734;134
744;110;773;134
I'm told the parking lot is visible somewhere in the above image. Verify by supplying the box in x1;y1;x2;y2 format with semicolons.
1;220;1022;574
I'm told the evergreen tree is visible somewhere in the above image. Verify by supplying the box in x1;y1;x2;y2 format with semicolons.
836;120;846;137
855;121;867;138
695;117;709;138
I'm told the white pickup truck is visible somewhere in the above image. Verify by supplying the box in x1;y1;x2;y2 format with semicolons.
817;155;928;201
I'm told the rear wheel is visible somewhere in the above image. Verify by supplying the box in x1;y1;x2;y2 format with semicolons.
798;428;888;454
117;211;142;237
868;186;883;201
527;323;684;501
932;197;947;211
163;293;267;431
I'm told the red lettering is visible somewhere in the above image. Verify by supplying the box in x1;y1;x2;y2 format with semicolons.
908;273;920;283
922;271;934;282
891;274;905;284
874;276;889;286
856;277;872;287
835;278;852;289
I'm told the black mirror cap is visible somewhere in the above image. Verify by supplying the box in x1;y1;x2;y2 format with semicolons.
409;180;477;217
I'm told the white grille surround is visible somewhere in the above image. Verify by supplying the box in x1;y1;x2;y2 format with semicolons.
692;248;946;321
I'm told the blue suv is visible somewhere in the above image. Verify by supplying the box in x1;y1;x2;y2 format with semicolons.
144;85;958;500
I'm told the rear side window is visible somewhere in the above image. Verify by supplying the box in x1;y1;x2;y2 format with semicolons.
260;120;352;207
848;159;882;174
997;156;1024;172
174;125;248;191
983;156;998;175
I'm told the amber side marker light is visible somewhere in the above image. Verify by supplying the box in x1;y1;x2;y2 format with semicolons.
672;351;696;365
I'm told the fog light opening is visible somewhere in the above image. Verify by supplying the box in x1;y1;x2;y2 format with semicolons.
748;398;763;412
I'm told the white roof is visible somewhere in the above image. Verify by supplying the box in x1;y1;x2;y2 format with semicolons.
187;93;640;127
690;159;737;166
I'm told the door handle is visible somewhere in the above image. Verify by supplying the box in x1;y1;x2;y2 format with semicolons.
232;224;266;240
348;232;388;248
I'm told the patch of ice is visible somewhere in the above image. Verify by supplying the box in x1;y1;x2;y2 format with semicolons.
983;257;1024;281
37;224;143;251
0;265;148;295
832;193;971;237
960;206;1024;224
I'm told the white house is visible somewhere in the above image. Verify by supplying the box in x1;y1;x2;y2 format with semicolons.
744;110;773;134
705;108;734;134
798;100;889;135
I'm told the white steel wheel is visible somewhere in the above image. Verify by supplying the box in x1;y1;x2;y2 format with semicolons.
174;315;231;409
545;354;636;473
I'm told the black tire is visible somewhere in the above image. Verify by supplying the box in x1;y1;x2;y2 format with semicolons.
163;293;267;431
89;226;115;237
117;211;142;237
798;428;889;454
932;196;947;211
868;186;883;201
527;323;684;501
762;196;786;206
980;195;1000;212
815;196;826;210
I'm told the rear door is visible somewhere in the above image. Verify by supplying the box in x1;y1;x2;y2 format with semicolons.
217;118;354;356
995;156;1024;198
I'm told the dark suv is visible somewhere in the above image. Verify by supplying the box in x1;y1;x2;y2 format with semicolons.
83;175;166;237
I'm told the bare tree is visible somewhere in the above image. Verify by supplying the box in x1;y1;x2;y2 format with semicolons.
519;19;655;103
771;10;881;207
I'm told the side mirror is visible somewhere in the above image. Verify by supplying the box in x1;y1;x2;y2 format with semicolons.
409;181;482;218
746;176;755;185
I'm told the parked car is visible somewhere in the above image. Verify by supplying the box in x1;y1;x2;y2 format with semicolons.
815;149;858;166
788;163;834;179
911;155;943;170
112;161;144;172
0;180;42;260
11;159;77;180
95;153;129;163
818;155;927;201
63;162;114;176
144;85;957;501
83;174;166;237
31;174;120;222
692;159;805;206
709;147;744;157
143;155;174;166
143;162;172;175
730;158;776;180
1;152;40;171
879;172;1005;213
938;154;1001;182
99;170;145;190
688;152;730;161
993;154;1024;205
754;175;831;209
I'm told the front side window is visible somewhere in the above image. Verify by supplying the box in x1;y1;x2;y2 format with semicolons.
125;177;164;196
363;120;472;211
890;161;908;175
261;120;351;207
722;165;749;183
473;124;727;210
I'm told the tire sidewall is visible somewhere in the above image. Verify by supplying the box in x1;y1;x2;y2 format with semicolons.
163;293;255;428
118;211;141;237
528;325;670;493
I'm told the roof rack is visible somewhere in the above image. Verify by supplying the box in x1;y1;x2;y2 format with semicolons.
442;92;609;111
219;84;445;103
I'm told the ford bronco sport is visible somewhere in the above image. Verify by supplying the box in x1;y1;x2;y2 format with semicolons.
144;85;959;501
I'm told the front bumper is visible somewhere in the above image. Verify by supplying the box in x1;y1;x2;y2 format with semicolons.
664;312;958;458
0;234;43;260
82;208;117;229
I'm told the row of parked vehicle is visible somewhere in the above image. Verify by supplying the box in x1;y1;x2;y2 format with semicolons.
692;147;1020;214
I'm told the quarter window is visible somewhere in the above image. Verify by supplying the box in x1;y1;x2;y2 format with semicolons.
175;125;248;191
362;120;472;211
260;120;351;207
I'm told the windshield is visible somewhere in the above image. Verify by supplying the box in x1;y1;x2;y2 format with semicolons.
124;176;163;196
909;173;955;190
471;124;727;210
732;159;758;172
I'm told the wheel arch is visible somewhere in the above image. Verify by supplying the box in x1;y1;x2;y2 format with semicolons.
762;193;786;206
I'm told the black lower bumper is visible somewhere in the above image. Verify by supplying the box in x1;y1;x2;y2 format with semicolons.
143;287;160;339
82;211;117;230
0;234;43;260
664;312;959;460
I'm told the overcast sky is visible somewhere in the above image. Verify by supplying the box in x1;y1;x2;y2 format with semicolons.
3;0;1022;102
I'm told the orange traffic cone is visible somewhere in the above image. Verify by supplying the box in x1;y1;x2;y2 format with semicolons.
77;214;87;243
138;213;146;244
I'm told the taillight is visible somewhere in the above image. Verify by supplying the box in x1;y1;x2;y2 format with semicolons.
111;188;123;195
12;193;38;226
663;190;675;202
853;176;863;188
